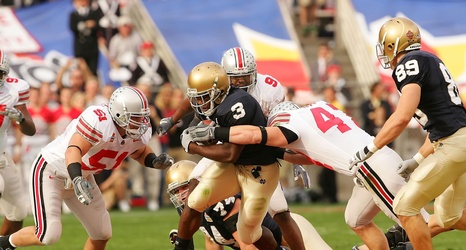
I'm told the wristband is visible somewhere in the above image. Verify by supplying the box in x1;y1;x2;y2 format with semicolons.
214;127;230;142
413;152;425;164
259;126;267;145
144;153;157;168
367;141;379;153
67;162;82;180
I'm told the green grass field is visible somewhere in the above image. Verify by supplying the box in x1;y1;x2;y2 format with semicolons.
21;203;464;250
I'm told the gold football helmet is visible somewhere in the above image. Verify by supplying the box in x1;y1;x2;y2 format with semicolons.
186;62;230;117
165;160;196;210
376;17;421;69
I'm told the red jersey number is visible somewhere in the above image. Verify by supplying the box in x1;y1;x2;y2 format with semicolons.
311;106;351;133
87;150;129;170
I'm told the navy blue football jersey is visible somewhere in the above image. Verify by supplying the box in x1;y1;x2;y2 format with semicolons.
200;194;282;249
209;88;278;165
394;50;466;141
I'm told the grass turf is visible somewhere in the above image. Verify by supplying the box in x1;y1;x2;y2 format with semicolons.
21;203;464;250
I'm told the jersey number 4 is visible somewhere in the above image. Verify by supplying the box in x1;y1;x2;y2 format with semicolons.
310;106;351;133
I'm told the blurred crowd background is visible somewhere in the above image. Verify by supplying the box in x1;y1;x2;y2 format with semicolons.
1;0;463;212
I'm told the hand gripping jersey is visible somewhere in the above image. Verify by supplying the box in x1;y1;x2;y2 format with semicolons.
0;77;29;153
249;73;285;117
41;105;151;178
395;50;466;141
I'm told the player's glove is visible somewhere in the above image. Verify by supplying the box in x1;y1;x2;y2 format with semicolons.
397;153;424;180
0;107;24;124
152;153;174;169
157;117;177;136
349;142;379;173
169;229;178;245
72;176;94;205
180;129;194;153
293;164;311;189
188;123;215;142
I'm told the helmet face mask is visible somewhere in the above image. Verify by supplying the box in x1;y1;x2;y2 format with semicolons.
0;51;10;88
187;62;230;117
108;86;150;139
221;47;257;93
376;17;421;69
165;160;197;211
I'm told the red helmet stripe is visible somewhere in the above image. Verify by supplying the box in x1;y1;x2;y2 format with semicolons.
234;47;244;69
128;86;148;109
0;50;4;64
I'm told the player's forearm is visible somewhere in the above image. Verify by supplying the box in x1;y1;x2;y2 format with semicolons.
418;134;434;157
172;98;193;122
222;125;262;145
373;113;410;148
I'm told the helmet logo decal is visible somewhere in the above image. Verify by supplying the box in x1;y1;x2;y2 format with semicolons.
406;30;414;40
234;47;244;69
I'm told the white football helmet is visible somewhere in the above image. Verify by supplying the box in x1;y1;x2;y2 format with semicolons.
108;86;150;139
187;62;230;117
0;50;10;88
165;160;196;211
376;17;421;69
221;47;257;93
267;101;300;126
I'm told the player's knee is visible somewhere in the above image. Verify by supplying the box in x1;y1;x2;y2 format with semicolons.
435;211;461;228
243;197;268;223
95;211;112;240
187;184;212;212
40;221;62;245
238;224;262;244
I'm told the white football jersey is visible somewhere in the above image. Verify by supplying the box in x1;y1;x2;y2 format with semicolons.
249;73;285;117
41;105;151;178
268;101;393;176
0;77;30;153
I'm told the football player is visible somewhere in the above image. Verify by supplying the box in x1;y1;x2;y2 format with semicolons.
0;86;173;250
173;62;282;250
166;160;283;250
349;16;466;250
159;47;307;250
0;50;36;236
185;101;439;250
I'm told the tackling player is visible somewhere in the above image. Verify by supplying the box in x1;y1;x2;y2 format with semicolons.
0;86;173;250
173;62;282;250
159;47;307;250
185;101;444;250
0;50;36;236
349;16;466;250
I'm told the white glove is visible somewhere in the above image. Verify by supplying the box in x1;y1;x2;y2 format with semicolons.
152;153;174;169
397;153;424;180
72;176;94;205
157;117;177;136
169;229;178;245
293;164;311;189
349;142;379;173
180;129;193;153
0;107;24;124
188;123;215;142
